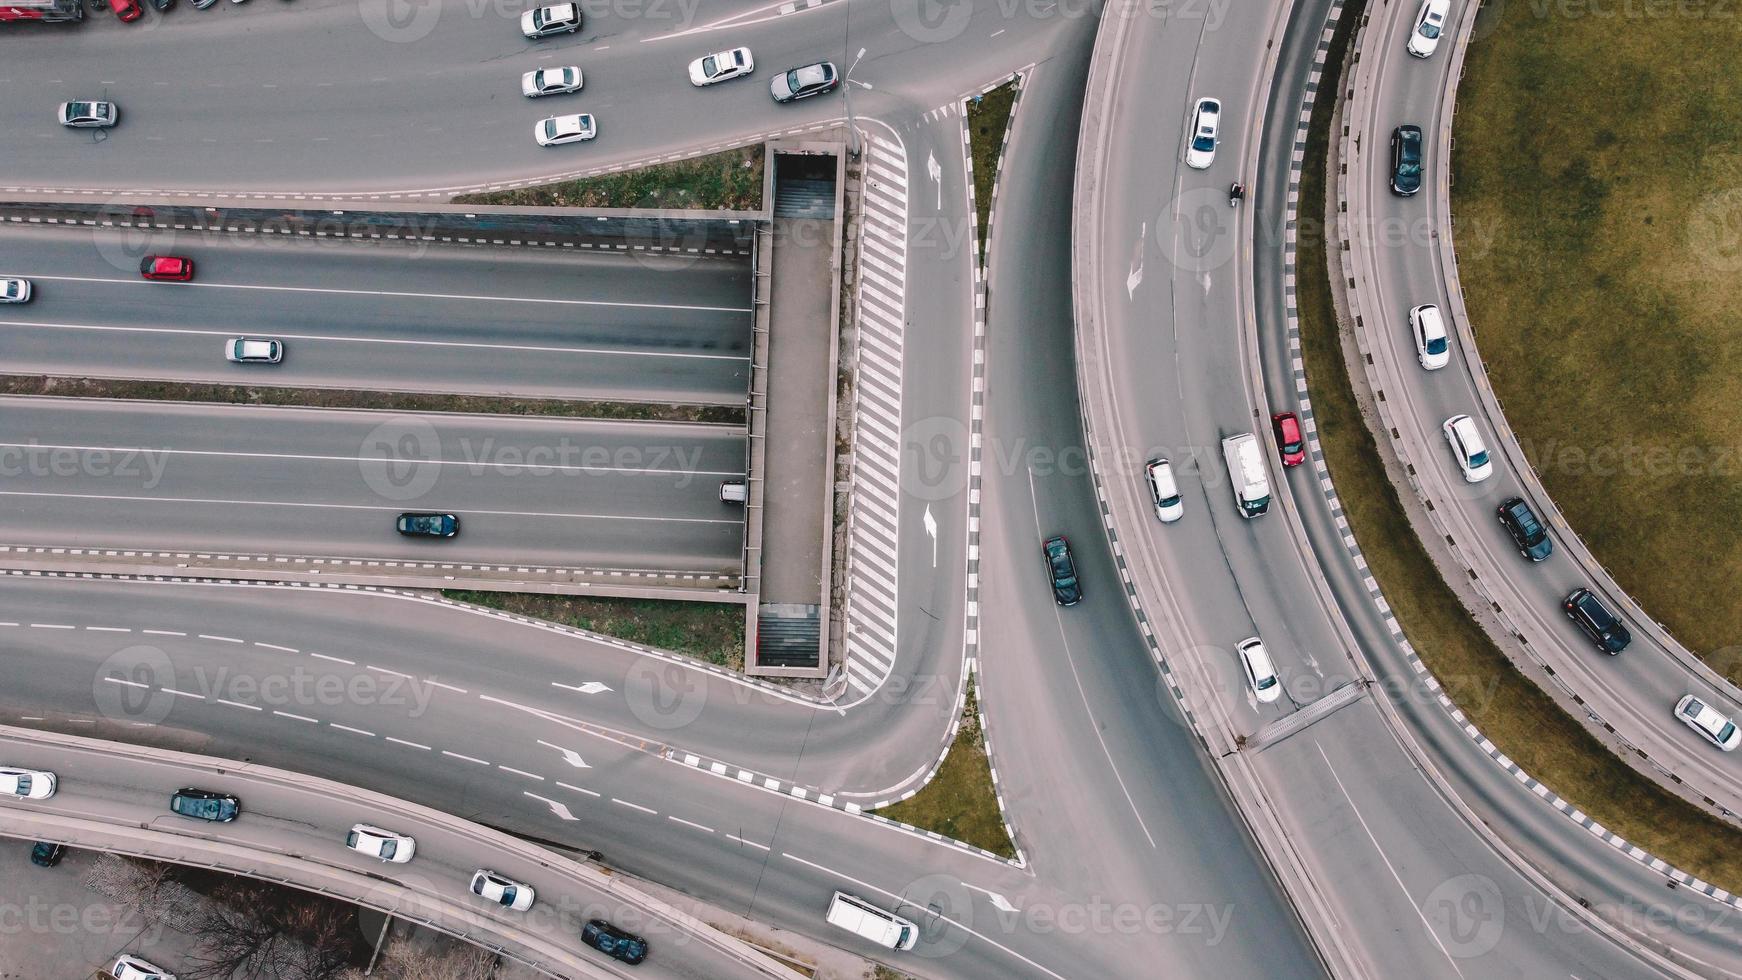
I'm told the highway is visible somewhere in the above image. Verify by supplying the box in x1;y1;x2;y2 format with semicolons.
0;223;752;404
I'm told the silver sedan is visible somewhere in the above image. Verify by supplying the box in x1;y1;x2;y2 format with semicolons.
522;66;583;98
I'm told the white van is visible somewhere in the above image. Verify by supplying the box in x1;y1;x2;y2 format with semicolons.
825;892;919;950
1221;433;1271;518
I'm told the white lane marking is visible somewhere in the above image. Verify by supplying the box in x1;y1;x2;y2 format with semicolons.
29;623;73;629
668;815;714;833
551;681;612;694
386;736;432;750
254;642;298;653
537;739;592;769
782;853;1069;980
309;653;356;665
498;765;545;781
272;710;318;724
525;792;578;821
424;680;467;694
556;780;600;798
0;622;16;627
0;491;739;527
142;629;185;637
330;723;375;737
0;442;736;479
5;279;751;313
162;687;204;700
102;676;148;689
611;798;657;815
215;698;261;711
84;626;130;633
198;634;243;644
365;664;412;679
442;750;489;766
725;834;771;851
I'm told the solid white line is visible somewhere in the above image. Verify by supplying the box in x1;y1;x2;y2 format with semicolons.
0;442;739;479
329;723;375;737
725;834;771;851
309;652;356;665
216;698;261;711
0;490;739;527
611;798;657;815
498;765;545;781
668;816;714;833
442;750;489;766
272;710;318;724
9;278;751;314
102;676;148;689
199;634;243;644
423;680;467;694
556;780;600;798
386;736;432;750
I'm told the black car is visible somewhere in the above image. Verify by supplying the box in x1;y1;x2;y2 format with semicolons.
29;841;65;867
1390;125;1423;196
1564;588;1631;654
170;788;240;823
396;512;459;538
581;919;648;965
1496;497;1553;562
1042;535;1081;606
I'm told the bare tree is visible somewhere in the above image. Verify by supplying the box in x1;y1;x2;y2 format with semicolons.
183;880;359;980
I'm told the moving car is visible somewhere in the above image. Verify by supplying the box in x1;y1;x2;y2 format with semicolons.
29;842;65;867
535;113;596;147
1676;695;1742;751
107;0;142;21
1410;303;1449;370
1184;97;1220;169
1391;125;1423;196
1440;414;1492;483
1271;411;1306;467
1222;432;1272;518
770;61;837;102
521;66;583;98
520;1;579;38
1406;0;1451;58
1236;637;1282;704
140;255;193;281
1496;497;1552;561
170;788;240;823
1042;535;1081;606
0;278;31;304
111;955;175;980
397;512;458;537
225;337;283;363
1145;457;1184;523
581;919;648;964
59;100;117;128
824;892;919;951
470;870;535;911
1563;587;1631;654
0;767;56;800
345;824;415;863
689;46;754;86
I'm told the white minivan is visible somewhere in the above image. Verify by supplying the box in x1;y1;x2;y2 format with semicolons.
1145;458;1184;523
825;892;919;950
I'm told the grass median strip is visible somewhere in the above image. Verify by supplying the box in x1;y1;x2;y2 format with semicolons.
873;681;1016;859
967;80;1019;263
0;375;744;425
1301;4;1742;892
443;590;746;672
454;144;764;211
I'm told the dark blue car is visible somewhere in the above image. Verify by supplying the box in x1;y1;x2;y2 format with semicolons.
582;919;647;965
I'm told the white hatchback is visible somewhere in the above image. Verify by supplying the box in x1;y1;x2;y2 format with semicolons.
1410;303;1450;370
0;767;55;799
345;823;416;863
1441;414;1493;483
1145;458;1184;523
470;869;536;911
0;278;31;304
1406;0;1451;58
1236;637;1282;704
1676;695;1742;751
112;954;176;980
522;66;583;98
226;337;282;363
535;113;596;146
1184;97;1220;170
689;46;754;86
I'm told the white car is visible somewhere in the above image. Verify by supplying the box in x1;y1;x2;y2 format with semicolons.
521;66;583;98
470;869;536;911
0;767;55;799
1236;637;1282;704
535;113;596;147
0;278;31;304
1406;0;1451;58
689;46;754;86
520;2;579;38
1410;303;1450;370
345;823;415;863
111;955;176;980
225;337;283;363
1441;414;1493;483
1145;458;1184;523
1676;695;1742;751
59;100;117;128
1184;97;1220;170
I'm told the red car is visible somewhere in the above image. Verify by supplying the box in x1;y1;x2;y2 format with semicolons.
140;255;194;281
1272;411;1306;467
109;0;142;20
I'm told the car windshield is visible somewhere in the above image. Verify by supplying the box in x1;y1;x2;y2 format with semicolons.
1426;336;1448;354
784;69;801;90
1722;722;1738;744
532;8;549;25
1420;20;1441;37
1192;132;1215;152
543;119;559;139
379;839;397;859
1159;494;1181;507
1469;449;1490;467
500;885;518;903
14;775;30;793
1256;674;1278;691
1247;493;1271;513
1399;158;1421;177
702;55;719;75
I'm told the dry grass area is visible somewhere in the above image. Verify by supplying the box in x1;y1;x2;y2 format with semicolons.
873;682;1016;859
444;590;746;671
455;144;764;211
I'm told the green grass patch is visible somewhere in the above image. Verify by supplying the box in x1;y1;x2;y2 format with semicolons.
1298;1;1742;893
1451;1;1742;664
454;144;764;211
967;80;1019;262
443;591;745;671
873;681;1016;859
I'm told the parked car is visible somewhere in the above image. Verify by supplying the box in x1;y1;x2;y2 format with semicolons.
520;1;579;37
1042;535;1081;606
770;61;837;102
189;0;217;9
345;824;415;863
470;870;535;911
111;954;175;980
719;480;747;504
1271;412;1306;467
1406;0;1451;58
689;46;754;86
1236;637;1282;704
170;788;240;823
397;512;458;537
225;337;282;363
535;113;596;146
1184;97;1220;169
1563;587;1630;654
59;100;117;128
1676;695;1742;751
29;841;65;868
581;919;648;964
1496;497;1552;561
1410;303;1449;370
0;767;56;800
1441;414;1492;483
521;66;583;98
107;0;142;21
0;278;31;304
1145;457;1184;523
1391;125;1423;196
148;0;173;11
140;255;194;281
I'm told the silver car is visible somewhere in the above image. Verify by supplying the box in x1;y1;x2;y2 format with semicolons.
520;2;579;38
0;278;31;304
522;66;583;98
535;113;596;146
689;46;754;86
226;337;283;363
770;61;837;103
59;100;117;128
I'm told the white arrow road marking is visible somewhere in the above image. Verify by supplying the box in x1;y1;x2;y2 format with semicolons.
524;792;577;821
927;150;942;211
963;883;1019;913
537;739;593;769
552;681;612;694
923;504;938;568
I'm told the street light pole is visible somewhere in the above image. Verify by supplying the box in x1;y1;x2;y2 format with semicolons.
844;46;867;159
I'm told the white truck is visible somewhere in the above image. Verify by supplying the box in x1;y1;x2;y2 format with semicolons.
1221;433;1272;518
825;892;919;950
